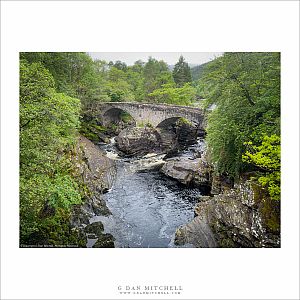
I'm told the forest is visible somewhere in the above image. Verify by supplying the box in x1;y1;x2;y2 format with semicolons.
19;52;280;246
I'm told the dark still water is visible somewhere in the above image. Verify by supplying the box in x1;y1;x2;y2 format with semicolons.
88;139;203;248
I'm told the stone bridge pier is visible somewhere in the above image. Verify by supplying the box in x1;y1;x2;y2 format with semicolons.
95;102;205;129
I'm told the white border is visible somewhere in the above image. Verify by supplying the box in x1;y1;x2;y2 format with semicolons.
1;1;299;299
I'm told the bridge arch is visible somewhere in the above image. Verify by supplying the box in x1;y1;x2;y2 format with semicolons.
102;107;136;126
156;116;188;129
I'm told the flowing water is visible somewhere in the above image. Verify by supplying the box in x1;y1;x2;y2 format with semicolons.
88;138;205;248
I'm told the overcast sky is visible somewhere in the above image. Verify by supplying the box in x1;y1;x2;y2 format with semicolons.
88;52;223;66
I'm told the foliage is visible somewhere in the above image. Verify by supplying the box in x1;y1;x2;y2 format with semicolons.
172;55;192;87
143;57;174;98
19;60;82;245
20;52;200;107
105;67;135;102
125;61;145;101
243;135;280;201
190;62;209;81
148;83;196;105
200;52;280;181
20;52;110;106
120;111;134;123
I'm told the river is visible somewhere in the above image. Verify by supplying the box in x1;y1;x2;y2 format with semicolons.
88;138;205;248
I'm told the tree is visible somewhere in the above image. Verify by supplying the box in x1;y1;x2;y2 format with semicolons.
19;60;82;244
172;55;192;87
200;52;280;180
243;134;280;201
126;62;145;102
143;57;174;98
105;67;135;102
190;62;209;81
20;52;99;100
113;60;128;71
148;83;196;105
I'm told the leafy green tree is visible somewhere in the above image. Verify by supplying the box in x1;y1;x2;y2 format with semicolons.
19;52;103;103
148;83;196;105
200;52;280;180
20;60;82;244
243;135;280;201
105;67;135;102
172;55;192;87
126;65;145;102
113;60;128;71
143;57;174;98
190;62;209;81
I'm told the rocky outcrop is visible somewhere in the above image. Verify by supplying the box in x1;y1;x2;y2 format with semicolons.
70;136;117;241
210;173;234;195
84;221;115;247
175;120;205;146
115;127;178;156
75;135;116;194
160;156;212;192
175;178;280;248
92;233;115;248
84;221;104;236
174;216;217;247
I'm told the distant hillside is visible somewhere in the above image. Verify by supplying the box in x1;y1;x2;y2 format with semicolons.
168;63;200;72
190;62;210;81
168;62;211;81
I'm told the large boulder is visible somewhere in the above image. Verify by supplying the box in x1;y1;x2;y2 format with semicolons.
93;233;115;248
160;156;212;190
84;221;115;248
175;120;204;146
115;127;178;156
84;221;104;236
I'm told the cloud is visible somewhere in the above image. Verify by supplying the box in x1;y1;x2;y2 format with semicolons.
88;52;223;66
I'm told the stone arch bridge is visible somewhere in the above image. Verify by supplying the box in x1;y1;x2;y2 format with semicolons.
96;102;205;129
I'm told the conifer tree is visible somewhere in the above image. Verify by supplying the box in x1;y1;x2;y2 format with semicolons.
172;55;192;87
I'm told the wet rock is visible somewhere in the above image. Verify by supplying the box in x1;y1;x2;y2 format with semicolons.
161;157;196;185
175;121;200;146
175;176;280;248
70;136;116;231
75;136;117;194
70;205;91;227
115;127;178;156
91;196;111;216
174;216;218;248
157;128;179;153
194;196;214;216
116;127;159;156
87;234;98;239
211;174;234;195
161;156;212;190
195;179;280;247
210;174;222;195
196;196;255;247
84;221;104;236
93;233;115;248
